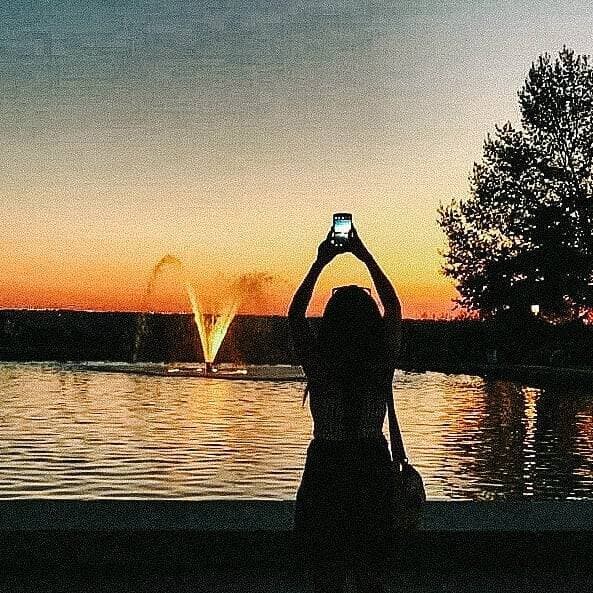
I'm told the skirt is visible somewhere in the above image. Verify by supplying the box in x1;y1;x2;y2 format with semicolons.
295;435;396;570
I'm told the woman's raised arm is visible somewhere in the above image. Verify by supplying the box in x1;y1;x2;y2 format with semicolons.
288;234;342;372
288;259;325;320
348;226;402;361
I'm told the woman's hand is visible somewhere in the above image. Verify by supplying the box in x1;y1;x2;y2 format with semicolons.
316;231;344;266
348;226;371;262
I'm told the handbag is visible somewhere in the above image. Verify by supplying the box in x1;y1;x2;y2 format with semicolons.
387;383;426;533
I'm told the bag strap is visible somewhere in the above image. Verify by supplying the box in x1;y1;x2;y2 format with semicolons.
387;376;407;465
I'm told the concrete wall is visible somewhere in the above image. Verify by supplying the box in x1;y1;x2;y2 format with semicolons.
1;500;593;577
1;499;593;532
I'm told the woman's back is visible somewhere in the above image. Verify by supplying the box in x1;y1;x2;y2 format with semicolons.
306;367;393;441
298;283;396;442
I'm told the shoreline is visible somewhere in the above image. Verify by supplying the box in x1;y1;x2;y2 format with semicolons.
397;363;593;390
3;310;593;373
5;359;593;390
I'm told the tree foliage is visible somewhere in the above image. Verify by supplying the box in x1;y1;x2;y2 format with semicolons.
439;47;593;320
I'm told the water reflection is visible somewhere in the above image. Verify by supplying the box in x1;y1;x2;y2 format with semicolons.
459;380;528;499
0;363;592;500
532;388;593;498
427;379;593;500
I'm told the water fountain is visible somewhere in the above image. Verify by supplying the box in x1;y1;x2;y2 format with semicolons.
116;255;303;380
133;255;263;372
72;255;304;381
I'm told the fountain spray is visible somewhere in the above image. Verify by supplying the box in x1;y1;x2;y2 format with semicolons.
136;255;273;374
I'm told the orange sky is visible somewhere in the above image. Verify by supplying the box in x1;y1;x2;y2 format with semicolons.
0;230;459;318
2;2;591;318
0;278;457;319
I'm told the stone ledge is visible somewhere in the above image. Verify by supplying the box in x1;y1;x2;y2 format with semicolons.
1;499;592;532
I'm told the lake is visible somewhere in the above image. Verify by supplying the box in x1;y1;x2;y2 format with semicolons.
0;362;592;500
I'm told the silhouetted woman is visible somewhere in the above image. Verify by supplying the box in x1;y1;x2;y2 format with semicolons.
289;226;401;593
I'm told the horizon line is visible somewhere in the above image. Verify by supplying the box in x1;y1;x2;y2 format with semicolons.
0;306;461;320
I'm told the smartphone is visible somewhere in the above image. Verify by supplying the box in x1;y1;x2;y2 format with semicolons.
332;213;352;245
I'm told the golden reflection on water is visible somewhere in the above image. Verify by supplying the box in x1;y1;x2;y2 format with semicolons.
0;363;592;500
522;387;538;497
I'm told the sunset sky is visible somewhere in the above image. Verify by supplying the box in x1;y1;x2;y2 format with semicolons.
2;1;593;318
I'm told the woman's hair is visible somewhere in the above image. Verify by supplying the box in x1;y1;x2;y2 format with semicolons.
317;285;387;378
303;285;389;431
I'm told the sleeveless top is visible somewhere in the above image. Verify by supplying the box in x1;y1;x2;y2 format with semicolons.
307;369;393;441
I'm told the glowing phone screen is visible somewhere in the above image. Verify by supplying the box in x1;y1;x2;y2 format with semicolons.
333;215;352;239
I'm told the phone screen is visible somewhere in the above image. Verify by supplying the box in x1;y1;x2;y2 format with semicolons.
333;213;352;240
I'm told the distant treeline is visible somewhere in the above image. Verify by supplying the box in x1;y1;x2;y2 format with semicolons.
1;309;593;370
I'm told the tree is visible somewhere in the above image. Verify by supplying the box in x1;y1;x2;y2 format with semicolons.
438;47;593;320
